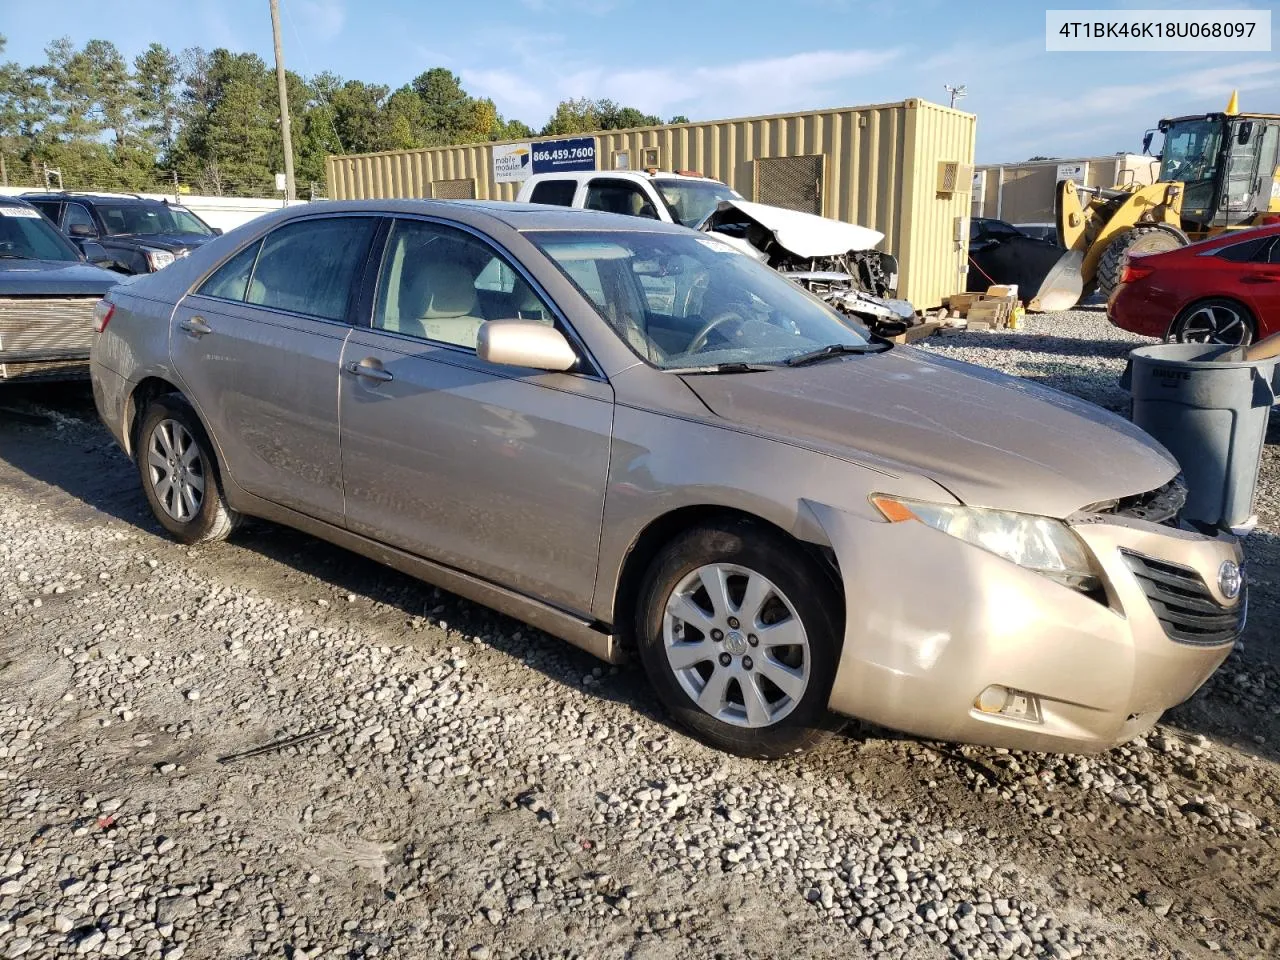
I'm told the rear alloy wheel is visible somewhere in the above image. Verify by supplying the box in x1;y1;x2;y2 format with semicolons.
635;520;841;758
1169;298;1256;346
136;396;239;544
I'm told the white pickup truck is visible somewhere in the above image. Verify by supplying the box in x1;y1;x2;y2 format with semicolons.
515;170;747;228
516;169;910;326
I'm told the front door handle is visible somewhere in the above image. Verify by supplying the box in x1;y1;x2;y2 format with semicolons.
1242;273;1277;284
345;358;393;382
179;316;212;337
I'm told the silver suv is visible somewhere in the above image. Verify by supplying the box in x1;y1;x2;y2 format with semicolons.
91;200;1243;758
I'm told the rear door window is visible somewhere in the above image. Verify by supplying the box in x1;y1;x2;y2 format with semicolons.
197;240;263;302
29;201;62;224
529;180;577;206
246;217;378;321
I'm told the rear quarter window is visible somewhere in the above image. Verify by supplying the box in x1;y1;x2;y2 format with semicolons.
530;180;577;206
1214;236;1269;262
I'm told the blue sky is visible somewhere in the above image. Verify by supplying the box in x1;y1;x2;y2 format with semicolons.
2;0;1277;163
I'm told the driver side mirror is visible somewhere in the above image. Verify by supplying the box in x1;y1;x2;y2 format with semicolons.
1141;130;1154;155
476;320;578;372
68;222;98;239
212;227;223;236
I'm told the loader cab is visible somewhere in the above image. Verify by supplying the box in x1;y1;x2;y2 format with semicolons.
1157;113;1280;230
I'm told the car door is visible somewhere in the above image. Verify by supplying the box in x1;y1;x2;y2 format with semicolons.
1238;236;1280;331
171;214;380;526
338;216;614;613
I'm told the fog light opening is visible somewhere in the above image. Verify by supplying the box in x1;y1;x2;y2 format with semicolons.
974;685;1043;724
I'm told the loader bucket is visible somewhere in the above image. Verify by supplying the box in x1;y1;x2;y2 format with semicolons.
1028;250;1084;312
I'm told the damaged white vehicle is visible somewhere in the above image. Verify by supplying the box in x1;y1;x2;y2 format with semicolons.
515;170;915;333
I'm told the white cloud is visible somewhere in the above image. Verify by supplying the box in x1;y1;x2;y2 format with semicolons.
292;0;347;43
461;47;903;126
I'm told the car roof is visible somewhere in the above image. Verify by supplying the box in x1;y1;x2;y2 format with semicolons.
21;192;164;204
525;170;722;186
0;196;37;208
274;198;694;234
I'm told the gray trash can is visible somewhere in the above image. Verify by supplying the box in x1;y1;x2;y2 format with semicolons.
1121;343;1278;532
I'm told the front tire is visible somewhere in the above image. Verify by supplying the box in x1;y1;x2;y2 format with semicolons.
635;519;842;758
136;396;239;544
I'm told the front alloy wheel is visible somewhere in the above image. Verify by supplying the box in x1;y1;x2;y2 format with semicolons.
636;520;841;758
663;563;810;728
146;419;206;522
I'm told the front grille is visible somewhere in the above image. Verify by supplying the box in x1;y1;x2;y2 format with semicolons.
0;296;98;376
1122;551;1243;646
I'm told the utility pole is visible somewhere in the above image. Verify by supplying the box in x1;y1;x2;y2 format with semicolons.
269;0;296;202
944;83;967;110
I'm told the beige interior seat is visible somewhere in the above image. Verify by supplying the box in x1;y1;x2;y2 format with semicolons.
398;263;485;348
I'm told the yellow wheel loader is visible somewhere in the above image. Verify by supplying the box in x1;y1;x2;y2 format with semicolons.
1032;94;1280;312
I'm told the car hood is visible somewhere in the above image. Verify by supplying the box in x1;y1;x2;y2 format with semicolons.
0;258;121;296
107;233;216;251
681;348;1178;518
700;199;885;257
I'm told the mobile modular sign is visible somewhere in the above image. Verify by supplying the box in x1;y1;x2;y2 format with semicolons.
494;137;596;183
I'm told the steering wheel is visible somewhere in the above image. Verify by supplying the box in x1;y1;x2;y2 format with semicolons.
688;309;750;354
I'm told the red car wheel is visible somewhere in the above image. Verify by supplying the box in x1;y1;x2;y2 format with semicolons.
1167;298;1256;346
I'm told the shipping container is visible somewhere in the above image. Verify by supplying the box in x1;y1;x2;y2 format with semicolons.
325;99;976;309
972;154;1159;226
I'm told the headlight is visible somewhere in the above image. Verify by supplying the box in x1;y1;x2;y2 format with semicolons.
145;249;175;271
871;496;1100;591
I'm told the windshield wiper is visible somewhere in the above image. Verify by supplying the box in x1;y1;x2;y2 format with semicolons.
665;362;770;375
784;342;889;367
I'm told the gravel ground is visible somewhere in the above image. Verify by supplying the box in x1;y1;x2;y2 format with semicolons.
1;307;1277;960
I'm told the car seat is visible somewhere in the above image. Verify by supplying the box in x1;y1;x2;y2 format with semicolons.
400;263;485;348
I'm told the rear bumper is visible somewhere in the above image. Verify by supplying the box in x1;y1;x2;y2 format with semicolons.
90;359;130;451
1107;281;1171;339
814;505;1241;753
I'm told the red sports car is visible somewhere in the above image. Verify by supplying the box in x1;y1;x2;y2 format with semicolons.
1108;223;1280;345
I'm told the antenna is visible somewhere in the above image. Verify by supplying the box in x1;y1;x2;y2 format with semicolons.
944;84;968;110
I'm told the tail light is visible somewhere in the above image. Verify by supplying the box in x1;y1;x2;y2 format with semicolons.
93;299;115;333
1120;262;1154;284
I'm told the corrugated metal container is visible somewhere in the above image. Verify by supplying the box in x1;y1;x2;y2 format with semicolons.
326;99;976;308
972;154;1159;224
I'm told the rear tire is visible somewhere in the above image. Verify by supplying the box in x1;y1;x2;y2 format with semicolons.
634;519;842;758
1168;298;1256;346
1096;225;1187;299
136;396;239;544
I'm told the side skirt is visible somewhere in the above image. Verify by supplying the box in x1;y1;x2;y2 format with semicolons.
232;490;624;665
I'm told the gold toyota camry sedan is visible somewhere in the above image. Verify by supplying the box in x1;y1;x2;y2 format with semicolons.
89;200;1244;758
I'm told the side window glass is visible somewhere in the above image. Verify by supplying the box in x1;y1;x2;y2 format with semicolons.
247;217;377;321
31;202;62;223
584;180;660;219
374;219;552;349
529;180;577;206
197;240;263;302
1216;237;1267;262
63;203;96;233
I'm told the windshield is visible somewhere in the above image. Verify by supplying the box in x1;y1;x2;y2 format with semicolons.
652;179;744;227
95;202;213;237
529;229;871;370
0;206;81;262
1158;119;1224;186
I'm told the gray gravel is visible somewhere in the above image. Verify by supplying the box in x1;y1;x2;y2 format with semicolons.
1;308;1277;960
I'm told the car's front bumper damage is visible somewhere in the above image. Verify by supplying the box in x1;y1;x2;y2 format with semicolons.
811;503;1242;752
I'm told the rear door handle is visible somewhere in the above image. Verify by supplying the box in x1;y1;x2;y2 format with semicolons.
179;316;212;337
345;358;393;382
